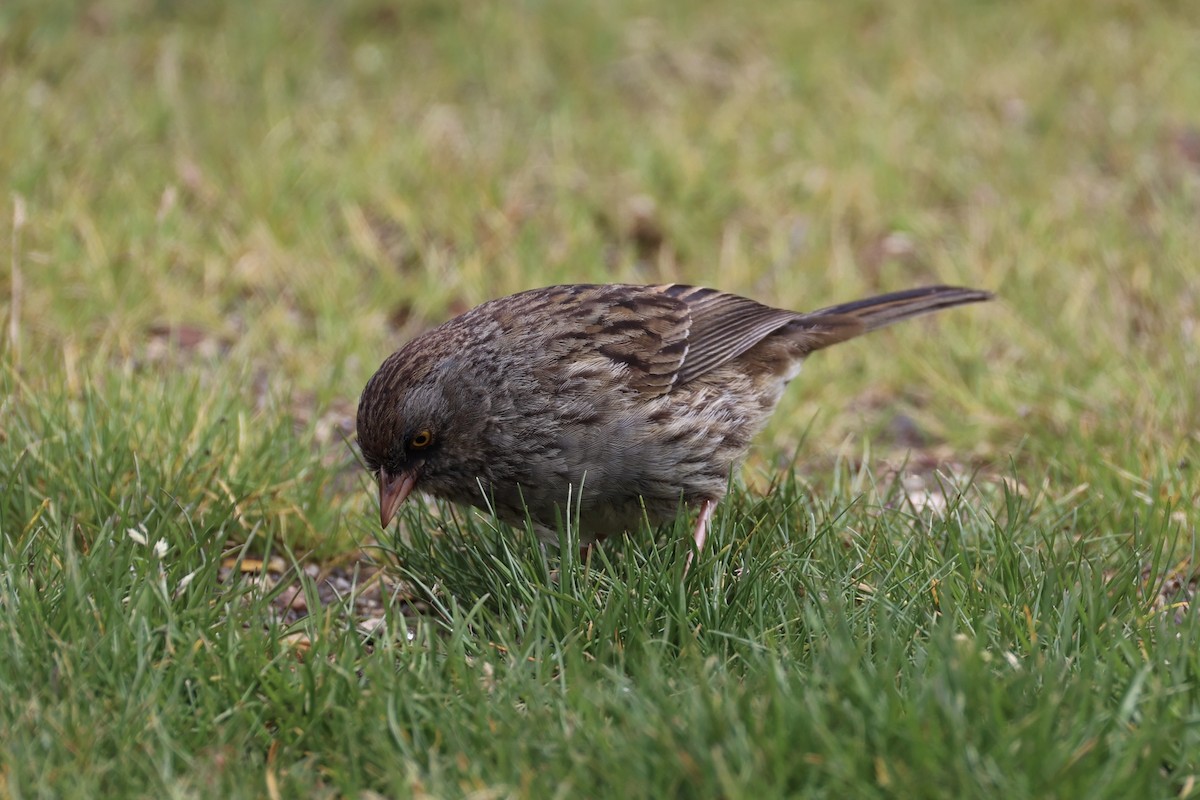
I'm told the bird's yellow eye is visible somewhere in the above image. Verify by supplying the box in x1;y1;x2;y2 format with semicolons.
409;430;434;449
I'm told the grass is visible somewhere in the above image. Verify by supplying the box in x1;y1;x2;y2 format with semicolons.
2;0;1199;796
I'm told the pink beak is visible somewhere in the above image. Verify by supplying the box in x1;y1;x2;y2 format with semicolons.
378;468;417;528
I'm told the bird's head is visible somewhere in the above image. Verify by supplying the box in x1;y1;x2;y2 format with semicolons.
356;341;482;527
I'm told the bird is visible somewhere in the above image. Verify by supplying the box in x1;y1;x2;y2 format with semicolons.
356;283;991;562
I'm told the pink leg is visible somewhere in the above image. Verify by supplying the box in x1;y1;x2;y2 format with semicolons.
684;499;717;574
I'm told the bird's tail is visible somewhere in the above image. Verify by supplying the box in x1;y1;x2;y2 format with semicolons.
791;285;993;352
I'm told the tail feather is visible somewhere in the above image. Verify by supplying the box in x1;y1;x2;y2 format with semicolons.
792;285;992;352
812;285;992;330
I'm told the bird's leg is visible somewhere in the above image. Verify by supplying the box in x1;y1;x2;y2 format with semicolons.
684;498;717;574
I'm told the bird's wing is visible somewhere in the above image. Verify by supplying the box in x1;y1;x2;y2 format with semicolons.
580;284;803;394
502;284;692;397
649;284;802;386
518;284;812;396
581;285;694;396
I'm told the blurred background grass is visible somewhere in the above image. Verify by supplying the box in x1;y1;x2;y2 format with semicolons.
3;1;1200;796
4;1;1197;502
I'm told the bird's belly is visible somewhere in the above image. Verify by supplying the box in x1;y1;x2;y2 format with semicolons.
468;453;701;547
534;496;674;548
471;372;788;545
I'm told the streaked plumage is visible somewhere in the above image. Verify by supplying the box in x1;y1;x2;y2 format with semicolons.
356;283;991;557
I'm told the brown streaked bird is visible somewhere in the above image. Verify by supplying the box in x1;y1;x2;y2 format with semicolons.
356;283;991;562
